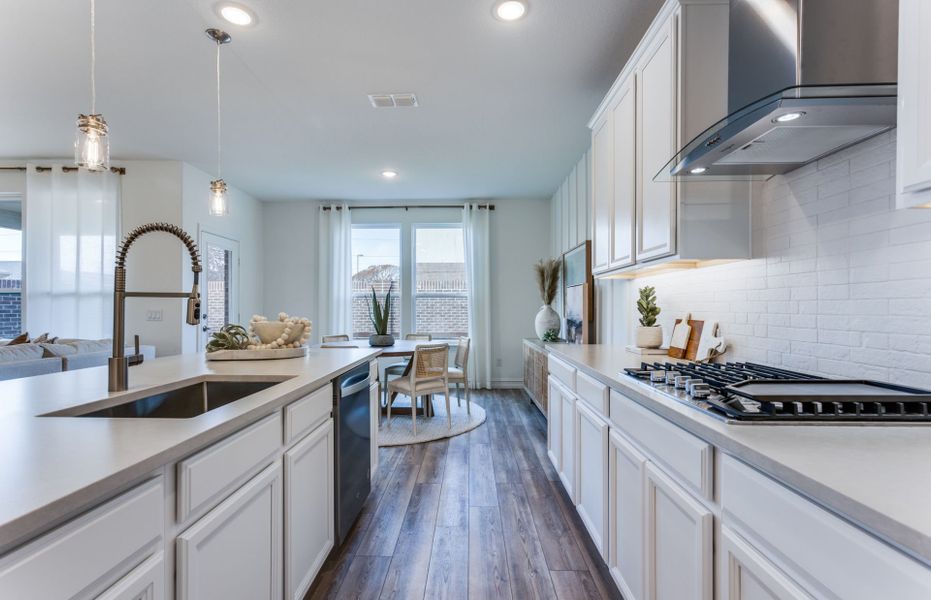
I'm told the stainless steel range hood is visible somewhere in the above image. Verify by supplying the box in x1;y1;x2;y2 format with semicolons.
659;0;898;181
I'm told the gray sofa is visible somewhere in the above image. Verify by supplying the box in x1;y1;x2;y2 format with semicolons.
0;340;157;382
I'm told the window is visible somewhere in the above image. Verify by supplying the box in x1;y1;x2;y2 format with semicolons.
351;226;401;338
0;198;22;339
414;226;468;339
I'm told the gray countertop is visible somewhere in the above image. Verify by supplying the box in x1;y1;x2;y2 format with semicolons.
547;343;931;568
0;347;380;554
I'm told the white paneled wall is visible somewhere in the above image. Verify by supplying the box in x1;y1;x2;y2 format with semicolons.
630;131;931;388
550;148;630;345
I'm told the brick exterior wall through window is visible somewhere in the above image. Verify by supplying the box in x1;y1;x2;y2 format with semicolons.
0;279;22;338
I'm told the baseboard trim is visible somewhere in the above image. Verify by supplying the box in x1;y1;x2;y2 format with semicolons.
491;379;523;389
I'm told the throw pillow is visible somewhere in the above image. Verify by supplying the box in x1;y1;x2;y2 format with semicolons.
31;333;49;343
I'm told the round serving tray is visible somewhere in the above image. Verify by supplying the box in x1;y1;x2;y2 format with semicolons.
206;346;308;361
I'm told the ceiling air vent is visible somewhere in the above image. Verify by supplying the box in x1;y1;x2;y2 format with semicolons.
368;93;419;108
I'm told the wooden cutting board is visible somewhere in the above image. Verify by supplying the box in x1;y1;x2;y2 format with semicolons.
668;318;704;360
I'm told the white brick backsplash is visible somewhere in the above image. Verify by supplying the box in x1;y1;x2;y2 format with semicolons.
629;131;931;385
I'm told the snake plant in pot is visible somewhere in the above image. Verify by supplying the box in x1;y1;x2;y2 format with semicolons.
368;283;396;347
636;286;663;348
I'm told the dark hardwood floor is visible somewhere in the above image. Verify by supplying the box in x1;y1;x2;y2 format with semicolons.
309;389;622;600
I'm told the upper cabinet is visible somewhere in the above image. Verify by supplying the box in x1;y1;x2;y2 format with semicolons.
896;0;931;208
589;0;752;278
636;16;677;262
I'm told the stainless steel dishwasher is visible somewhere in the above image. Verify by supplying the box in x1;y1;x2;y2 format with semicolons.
333;363;371;545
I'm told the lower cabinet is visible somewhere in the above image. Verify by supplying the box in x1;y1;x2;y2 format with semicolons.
547;376;563;470
575;400;610;558
176;462;283;600
559;386;577;502
97;551;166;600
719;527;810;600
284;419;335;600
644;462;713;600
609;430;647;600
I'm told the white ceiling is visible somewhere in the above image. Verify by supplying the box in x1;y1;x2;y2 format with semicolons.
0;0;662;201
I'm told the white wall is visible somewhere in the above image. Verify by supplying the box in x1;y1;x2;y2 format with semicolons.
550;148;630;346
119;161;185;355
118;160;263;356
261;199;550;386
598;132;931;388
261;201;319;324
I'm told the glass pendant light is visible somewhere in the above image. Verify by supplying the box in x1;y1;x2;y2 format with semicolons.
207;28;231;216
75;0;109;171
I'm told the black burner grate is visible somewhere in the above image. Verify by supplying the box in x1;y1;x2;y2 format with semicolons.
624;362;931;422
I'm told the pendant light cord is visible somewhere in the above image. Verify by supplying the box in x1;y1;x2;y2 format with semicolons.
216;40;222;179
90;0;96;114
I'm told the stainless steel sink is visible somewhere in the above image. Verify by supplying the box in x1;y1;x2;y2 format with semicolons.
65;380;281;419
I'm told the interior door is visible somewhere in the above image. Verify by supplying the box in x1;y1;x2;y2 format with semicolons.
198;231;240;348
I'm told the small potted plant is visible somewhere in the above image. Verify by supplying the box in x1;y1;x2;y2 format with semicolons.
636;286;663;348
368;283;396;347
533;258;562;340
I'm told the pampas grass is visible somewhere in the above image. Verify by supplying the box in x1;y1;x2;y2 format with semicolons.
534;258;561;305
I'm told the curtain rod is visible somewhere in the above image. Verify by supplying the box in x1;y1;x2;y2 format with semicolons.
321;203;494;211
0;166;126;175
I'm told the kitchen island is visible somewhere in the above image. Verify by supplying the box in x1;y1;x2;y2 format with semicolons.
0;347;380;599
545;343;931;600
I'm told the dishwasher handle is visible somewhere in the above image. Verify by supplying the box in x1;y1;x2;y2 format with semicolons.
340;374;371;397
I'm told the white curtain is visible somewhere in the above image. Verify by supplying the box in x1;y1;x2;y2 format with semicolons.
463;203;491;389
25;164;120;339
317;203;352;341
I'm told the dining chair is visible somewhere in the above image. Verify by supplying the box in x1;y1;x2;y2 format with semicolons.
447;337;471;415
387;343;450;434
383;333;432;406
322;334;350;343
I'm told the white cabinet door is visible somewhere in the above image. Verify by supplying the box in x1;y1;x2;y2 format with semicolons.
559;388;577;502
177;462;282;600
897;0;931;208
547;376;562;471
575;400;610;558
284;419;334;600
644;462;712;600
370;381;379;478
636;13;677;261
611;74;637;269
96;552;165;600
719;527;811;600
592;111;614;272
609;431;647;600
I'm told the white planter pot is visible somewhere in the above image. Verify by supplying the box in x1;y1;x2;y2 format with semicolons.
534;305;561;340
635;326;663;349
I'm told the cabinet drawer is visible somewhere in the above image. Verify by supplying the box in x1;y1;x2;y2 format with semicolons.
97;551;165;600
610;389;713;500
576;371;608;416
178;412;281;522
0;478;164;599
721;456;931;600
284;384;332;446
548;355;576;391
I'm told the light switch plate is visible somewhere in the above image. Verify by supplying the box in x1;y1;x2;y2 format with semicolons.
146;309;163;322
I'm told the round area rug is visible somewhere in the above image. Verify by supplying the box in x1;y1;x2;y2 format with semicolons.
378;399;486;446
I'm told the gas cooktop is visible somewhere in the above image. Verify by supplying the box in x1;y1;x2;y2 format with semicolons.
623;361;931;423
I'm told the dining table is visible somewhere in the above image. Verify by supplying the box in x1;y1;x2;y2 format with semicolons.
316;339;440;417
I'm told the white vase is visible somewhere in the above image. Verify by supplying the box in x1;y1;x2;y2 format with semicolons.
635;325;663;349
534;304;561;340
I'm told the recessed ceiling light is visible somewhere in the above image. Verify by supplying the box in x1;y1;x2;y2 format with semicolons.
381;170;398;179
494;0;528;21
774;111;805;123
690;167;707;174
216;3;256;26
